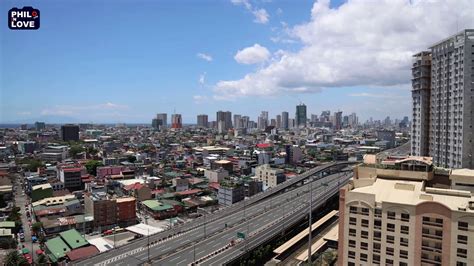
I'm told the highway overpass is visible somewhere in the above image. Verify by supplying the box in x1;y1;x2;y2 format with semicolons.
77;161;357;266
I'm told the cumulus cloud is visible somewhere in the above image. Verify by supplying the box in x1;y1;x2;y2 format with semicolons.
234;44;270;65
231;0;269;24
197;53;213;62
214;0;473;99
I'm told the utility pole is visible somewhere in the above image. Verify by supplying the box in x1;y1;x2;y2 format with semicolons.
308;178;313;265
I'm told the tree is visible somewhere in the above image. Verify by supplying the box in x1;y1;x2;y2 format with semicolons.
85;160;103;176
127;155;137;163
4;250;29;266
69;145;84;158
36;254;48;265
31;222;43;235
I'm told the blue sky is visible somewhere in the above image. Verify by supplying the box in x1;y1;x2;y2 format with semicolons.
1;0;471;123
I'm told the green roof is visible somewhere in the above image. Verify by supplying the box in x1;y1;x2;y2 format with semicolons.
164;171;182;178
59;229;88;249
142;200;173;211
0;221;15;228
45;237;70;261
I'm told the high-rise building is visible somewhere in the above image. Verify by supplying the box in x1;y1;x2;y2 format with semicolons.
295;103;307;127
156;113;167;129
282;111;289;129
276;115;282;129
35;121;45;131
241;116;249;129
334;111;343;130
217;111;232;132
338;155;474;266
348;113;358;128
233;114;242;129
171;114;182;129
197;114;208;128
61;124;79;142
411;30;474;169
412;51;432;156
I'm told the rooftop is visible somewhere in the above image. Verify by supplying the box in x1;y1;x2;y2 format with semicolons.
352;178;474;212
59;229;88;249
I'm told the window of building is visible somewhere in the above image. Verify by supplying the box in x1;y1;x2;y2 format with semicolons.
457;262;467;266
374;231;381;241
458;221;468;231
387;211;396;220
386;247;394;256
401;213;410;222
374;219;382;229
359;253;367;262
349;228;356;237
373;243;381;253
361;242;368;250
373;254;380;263
457;235;468;244
387;223;395;232
361;208;369;216
387;235;395;244
375;208;382;218
361;219;369;227
349;240;356;248
457;248;467;258
401;225;409;234
386;259;394;264
349;217;356;225
348;251;355;259
400;237;408;247
349;206;357;214
400;250;408;259
361;230;368;239
400;262;408;266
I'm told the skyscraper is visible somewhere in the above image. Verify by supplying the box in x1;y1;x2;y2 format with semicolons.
412;29;474;169
61;124;79;141
411;51;432;157
156;113;167;129
197;114;208;128
295;103;307;127
216;111;232;133
281;111;289;129
334;111;343;130
233;114;242;129
171;114;182;129
276;115;282;129
35;121;45;131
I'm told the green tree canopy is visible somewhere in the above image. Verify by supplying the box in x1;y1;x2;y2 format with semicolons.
4;250;29;266
85;160;103;176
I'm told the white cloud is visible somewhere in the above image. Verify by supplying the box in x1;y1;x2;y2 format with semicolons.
215;0;473;99
197;53;213;62
193;95;209;104
199;72;206;85
234;44;270;65
252;8;269;24
231;0;270;24
348;93;407;99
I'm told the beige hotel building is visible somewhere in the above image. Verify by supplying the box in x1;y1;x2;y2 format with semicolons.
338;155;474;266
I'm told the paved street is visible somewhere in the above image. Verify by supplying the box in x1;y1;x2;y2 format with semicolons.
14;174;40;262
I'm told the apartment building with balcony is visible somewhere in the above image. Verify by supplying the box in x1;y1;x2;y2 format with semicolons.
338;155;474;266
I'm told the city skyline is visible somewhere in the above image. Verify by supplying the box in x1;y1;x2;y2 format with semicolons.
2;0;472;123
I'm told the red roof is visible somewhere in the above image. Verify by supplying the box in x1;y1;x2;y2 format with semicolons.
66;246;99;261
124;182;144;191
176;189;202;196
256;143;271;148
209;182;220;190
